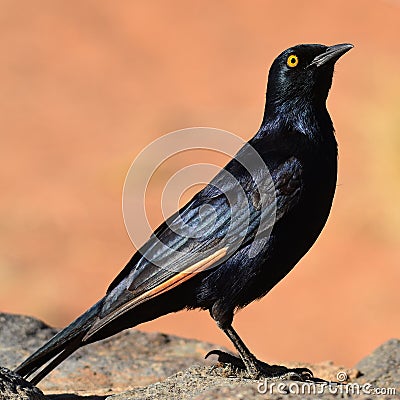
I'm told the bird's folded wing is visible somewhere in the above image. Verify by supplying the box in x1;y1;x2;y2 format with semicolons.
85;156;302;339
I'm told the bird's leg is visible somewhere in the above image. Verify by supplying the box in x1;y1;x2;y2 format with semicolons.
223;324;260;378
207;324;313;381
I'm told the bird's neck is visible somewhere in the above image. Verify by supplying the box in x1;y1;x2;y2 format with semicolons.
260;96;334;143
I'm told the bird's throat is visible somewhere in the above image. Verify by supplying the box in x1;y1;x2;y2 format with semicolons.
262;99;333;142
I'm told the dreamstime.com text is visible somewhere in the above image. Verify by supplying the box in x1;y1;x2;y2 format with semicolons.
257;379;396;397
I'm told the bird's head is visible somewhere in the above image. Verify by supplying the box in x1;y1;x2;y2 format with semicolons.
264;43;353;124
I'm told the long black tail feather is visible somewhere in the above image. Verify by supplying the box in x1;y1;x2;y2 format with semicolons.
14;300;103;384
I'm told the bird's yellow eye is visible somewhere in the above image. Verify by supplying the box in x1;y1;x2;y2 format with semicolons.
287;54;299;68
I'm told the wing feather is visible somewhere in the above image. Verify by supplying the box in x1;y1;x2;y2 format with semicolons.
86;154;303;340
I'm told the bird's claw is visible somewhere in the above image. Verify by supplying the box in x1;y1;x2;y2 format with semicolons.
205;349;314;381
205;349;245;367
270;367;314;382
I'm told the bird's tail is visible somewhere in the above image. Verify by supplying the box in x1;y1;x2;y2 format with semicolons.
14;299;103;385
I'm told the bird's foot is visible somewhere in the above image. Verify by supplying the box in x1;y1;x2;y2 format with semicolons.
205;349;313;381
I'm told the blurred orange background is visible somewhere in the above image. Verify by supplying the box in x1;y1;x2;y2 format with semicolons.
0;0;399;368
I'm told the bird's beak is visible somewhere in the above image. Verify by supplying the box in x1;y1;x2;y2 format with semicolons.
310;43;354;67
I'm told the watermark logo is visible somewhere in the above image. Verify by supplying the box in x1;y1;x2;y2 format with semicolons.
122;127;276;272
336;370;348;382
257;371;397;396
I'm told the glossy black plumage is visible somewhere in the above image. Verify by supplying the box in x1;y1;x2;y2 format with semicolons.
14;43;352;384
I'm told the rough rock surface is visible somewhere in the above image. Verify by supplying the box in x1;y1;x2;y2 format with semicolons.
0;313;216;396
0;367;46;400
0;313;398;399
355;338;399;389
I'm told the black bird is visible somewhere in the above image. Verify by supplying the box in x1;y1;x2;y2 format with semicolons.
14;43;353;384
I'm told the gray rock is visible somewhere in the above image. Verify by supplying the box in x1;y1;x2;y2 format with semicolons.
355;338;399;389
1;313;399;400
0;313;57;370
105;363;379;400
0;313;216;395
0;367;45;400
